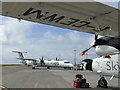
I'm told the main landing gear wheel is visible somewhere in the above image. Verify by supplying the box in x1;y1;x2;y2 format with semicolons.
68;67;72;70
47;66;50;69
97;77;108;88
32;67;35;69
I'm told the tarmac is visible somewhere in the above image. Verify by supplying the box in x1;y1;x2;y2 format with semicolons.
1;66;119;90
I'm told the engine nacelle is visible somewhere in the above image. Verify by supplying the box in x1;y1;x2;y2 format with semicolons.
95;45;119;56
82;59;93;71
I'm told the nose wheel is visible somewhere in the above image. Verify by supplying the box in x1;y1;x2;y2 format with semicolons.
32;67;35;69
97;77;108;88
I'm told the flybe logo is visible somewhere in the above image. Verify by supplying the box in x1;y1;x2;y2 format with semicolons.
50;62;59;66
23;8;95;29
106;61;120;72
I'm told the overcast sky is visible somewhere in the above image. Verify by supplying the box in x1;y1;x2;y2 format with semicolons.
0;1;119;64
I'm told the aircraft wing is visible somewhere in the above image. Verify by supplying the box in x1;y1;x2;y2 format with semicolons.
2;1;119;37
16;58;37;61
22;58;38;61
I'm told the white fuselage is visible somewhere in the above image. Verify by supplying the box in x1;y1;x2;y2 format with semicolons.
24;60;33;65
43;60;73;68
92;54;120;78
83;45;120;78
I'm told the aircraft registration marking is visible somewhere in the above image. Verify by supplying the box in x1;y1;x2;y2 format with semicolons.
23;8;96;30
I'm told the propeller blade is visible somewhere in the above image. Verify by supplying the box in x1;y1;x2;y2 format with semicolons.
40;56;44;66
95;34;98;40
39;56;44;60
55;57;58;61
80;46;93;56
80;52;85;56
84;46;92;53
41;56;44;60
80;34;98;56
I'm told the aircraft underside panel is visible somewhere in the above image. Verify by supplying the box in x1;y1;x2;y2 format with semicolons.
2;2;119;37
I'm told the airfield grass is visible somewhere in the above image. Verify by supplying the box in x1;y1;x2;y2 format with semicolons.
0;64;22;67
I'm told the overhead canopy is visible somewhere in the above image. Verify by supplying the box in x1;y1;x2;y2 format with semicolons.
2;1;119;37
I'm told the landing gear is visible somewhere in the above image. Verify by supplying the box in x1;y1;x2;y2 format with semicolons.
64;67;66;69
32;65;36;69
69;67;72;70
97;77;108;88
47;66;50;69
32;67;35;69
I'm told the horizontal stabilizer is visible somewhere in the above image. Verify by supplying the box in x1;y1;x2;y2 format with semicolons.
12;51;27;53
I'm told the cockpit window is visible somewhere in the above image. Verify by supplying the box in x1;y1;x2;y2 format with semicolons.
64;62;70;63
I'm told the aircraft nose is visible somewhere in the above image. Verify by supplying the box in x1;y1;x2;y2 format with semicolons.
70;64;74;67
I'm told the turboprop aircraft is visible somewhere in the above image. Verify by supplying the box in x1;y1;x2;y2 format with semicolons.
40;57;74;70
12;51;39;66
80;35;120;88
12;51;73;70
2;0;119;88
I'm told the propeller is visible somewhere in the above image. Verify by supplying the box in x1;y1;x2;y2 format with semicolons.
39;56;44;66
80;34;98;56
95;34;98;41
80;46;93;56
55;57;58;61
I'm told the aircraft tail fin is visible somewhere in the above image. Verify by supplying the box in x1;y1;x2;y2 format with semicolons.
12;51;27;60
